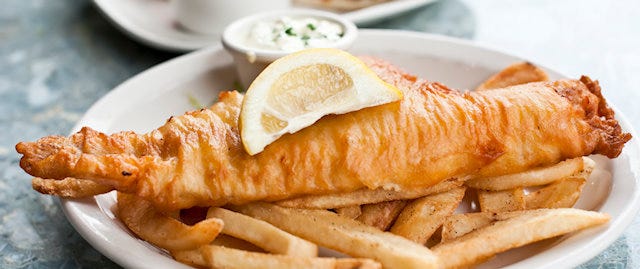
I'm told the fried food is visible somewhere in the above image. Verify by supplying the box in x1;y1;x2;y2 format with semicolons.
335;205;362;219
466;157;593;190
441;212;495;243
277;177;464;209
440;212;521;243
12;49;627;269
211;234;265;252
389;187;466;243
116;193;223;251
206;207;317;257
32;177;112;198
232;202;441;269
174;245;382;269
432;208;610;268
525;177;586;209
356;200;408;230
16;58;631;213
476;62;549;91
477;188;526;213
172;248;208;268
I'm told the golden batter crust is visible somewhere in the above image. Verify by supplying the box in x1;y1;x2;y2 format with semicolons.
16;57;631;211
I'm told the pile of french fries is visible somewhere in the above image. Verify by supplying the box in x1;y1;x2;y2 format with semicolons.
114;63;611;268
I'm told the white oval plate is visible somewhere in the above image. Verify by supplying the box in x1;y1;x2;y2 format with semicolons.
92;0;437;52
62;30;640;268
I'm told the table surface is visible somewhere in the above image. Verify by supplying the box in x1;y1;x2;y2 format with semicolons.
1;0;638;268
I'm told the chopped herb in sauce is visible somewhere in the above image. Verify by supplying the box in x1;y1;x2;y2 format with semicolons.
247;16;344;51
285;27;295;36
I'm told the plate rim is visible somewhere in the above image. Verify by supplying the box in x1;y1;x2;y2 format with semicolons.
91;0;437;52
61;29;640;269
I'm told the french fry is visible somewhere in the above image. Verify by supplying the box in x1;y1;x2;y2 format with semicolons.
207;207;317;257
477;188;526;213
440;212;522;242
432;208;610;268
475;62;549;91
174;235;266;265
117;193;223;251
172;248;207;268
195;245;382;269
441;213;494;243
232;202;441;269
466;157;592;191
390;187;466;244
525;177;586;209
356;200;408;230
32;177;112;198
276;177;465;209
174;245;380;269
335;205;362;219
212;234;265;253
425;227;442;248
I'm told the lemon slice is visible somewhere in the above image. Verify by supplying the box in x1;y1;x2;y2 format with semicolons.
240;48;403;155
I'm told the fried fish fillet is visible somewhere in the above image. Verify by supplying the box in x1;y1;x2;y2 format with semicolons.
16;58;631;211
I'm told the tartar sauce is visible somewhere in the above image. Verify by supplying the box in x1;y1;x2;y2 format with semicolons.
246;16;344;51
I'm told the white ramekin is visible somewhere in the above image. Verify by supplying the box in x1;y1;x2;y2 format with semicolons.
221;9;358;88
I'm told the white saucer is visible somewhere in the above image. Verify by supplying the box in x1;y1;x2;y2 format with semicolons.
92;0;437;52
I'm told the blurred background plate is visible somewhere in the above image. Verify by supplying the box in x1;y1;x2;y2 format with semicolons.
92;0;438;52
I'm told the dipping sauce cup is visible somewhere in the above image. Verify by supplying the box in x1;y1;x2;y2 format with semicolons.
222;9;358;88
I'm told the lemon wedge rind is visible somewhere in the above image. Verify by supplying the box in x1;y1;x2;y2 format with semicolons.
240;48;402;155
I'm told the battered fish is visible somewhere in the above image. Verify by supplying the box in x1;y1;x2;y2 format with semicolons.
16;58;631;211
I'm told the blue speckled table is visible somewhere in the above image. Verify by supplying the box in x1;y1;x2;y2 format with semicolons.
1;0;638;268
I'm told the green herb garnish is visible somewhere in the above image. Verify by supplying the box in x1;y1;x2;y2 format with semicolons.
301;35;311;46
307;23;316;31
187;93;205;109
285;27;296;36
233;80;245;92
